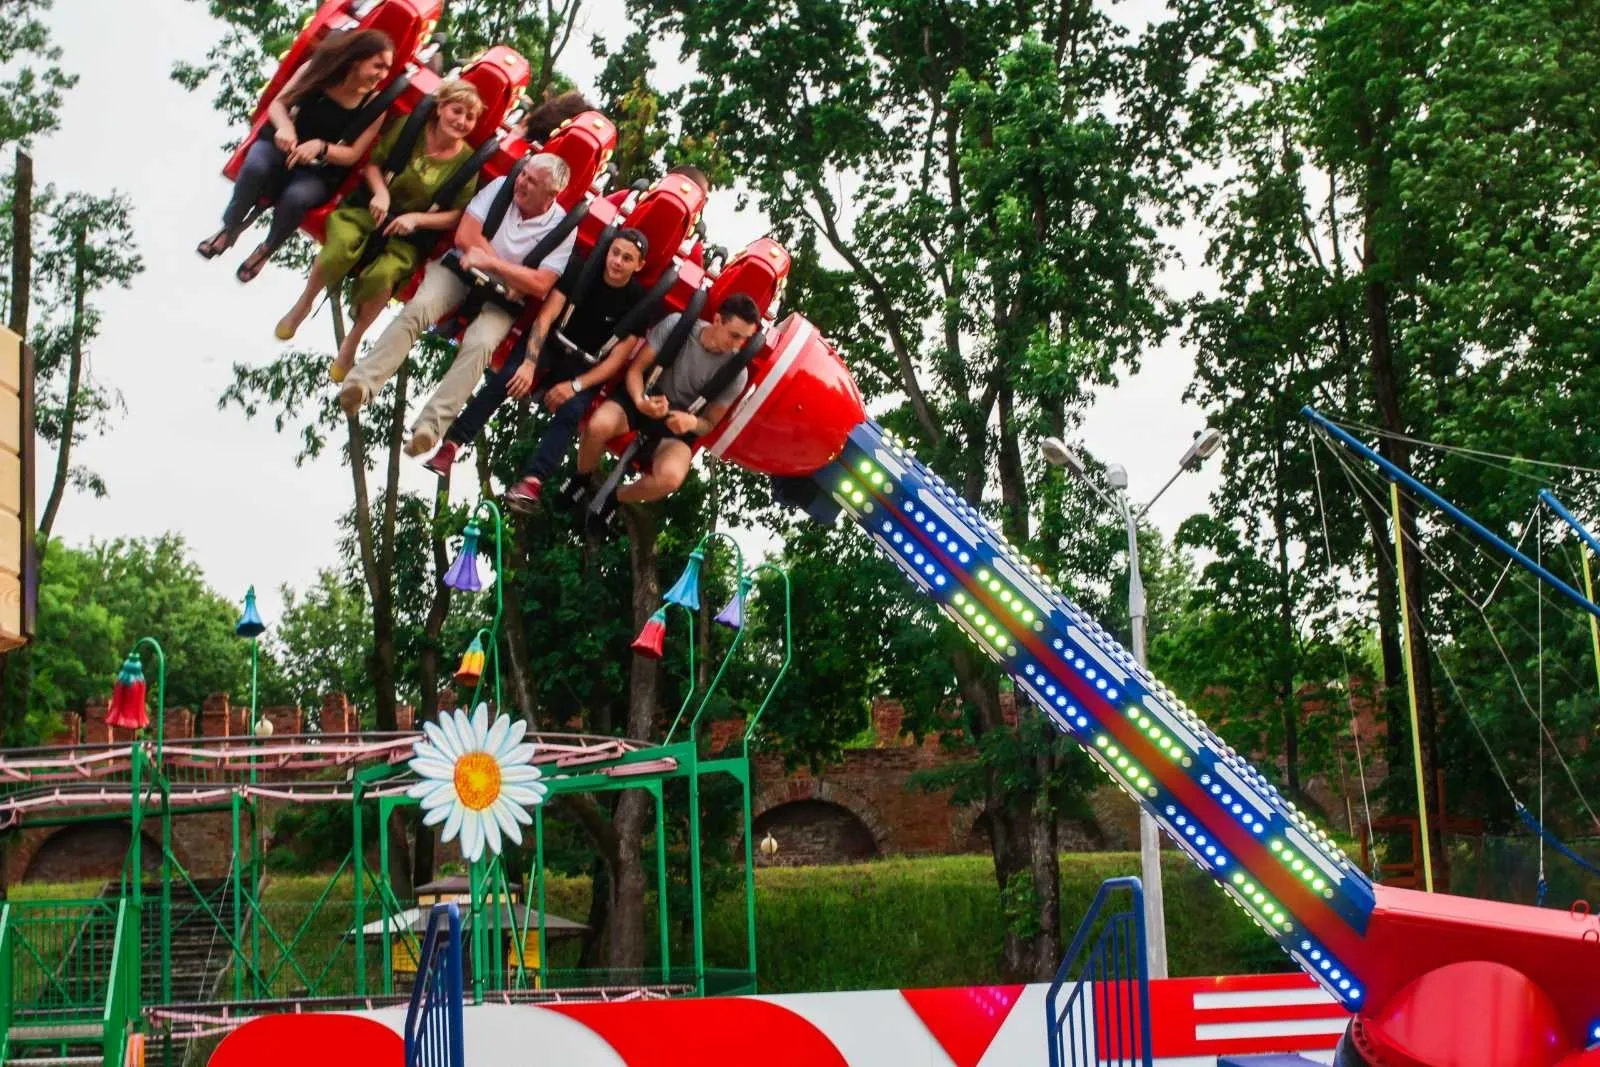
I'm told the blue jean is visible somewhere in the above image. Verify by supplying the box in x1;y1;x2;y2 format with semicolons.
222;138;339;249
444;340;594;480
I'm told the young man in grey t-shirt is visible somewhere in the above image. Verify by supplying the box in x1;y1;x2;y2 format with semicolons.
568;292;762;505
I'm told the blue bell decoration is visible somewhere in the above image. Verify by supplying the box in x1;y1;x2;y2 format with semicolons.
713;575;751;631
664;548;704;611
444;520;486;592
235;586;266;638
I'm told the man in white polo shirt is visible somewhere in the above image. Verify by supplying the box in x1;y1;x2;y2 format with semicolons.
340;152;577;455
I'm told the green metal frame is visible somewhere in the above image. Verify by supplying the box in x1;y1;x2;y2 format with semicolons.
0;530;795;1056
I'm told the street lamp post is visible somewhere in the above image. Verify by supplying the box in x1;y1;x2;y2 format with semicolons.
1042;428;1222;981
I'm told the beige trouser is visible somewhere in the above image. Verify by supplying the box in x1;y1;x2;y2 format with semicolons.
345;259;518;441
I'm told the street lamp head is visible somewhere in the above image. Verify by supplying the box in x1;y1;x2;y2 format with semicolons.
1180;428;1223;470
1105;463;1130;491
1039;437;1086;477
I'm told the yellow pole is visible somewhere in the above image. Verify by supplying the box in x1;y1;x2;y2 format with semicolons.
1582;549;1600;697
1390;481;1435;892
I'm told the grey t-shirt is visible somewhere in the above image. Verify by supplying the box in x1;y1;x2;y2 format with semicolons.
644;315;750;411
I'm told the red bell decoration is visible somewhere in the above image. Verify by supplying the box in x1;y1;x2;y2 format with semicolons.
630;607;668;660
106;652;150;730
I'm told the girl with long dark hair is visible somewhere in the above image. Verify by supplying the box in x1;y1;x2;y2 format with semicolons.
197;28;395;282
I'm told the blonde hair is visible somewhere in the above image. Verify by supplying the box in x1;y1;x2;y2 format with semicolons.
432;79;484;121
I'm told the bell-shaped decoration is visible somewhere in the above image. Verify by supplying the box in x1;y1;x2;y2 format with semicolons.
663;548;704;612
454;634;486;688
714;575;751;631
106;652;150;730
235;585;266;638
630;607;668;660
443;520;486;592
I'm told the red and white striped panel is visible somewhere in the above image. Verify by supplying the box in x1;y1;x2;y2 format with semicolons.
346;972;1349;1067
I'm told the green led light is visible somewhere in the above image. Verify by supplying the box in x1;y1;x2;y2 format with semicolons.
851;491;866;505
1231;872;1245;885
1158;737;1172;750
858;460;872;474
869;470;884;486
962;603;976;616
953;593;966;605
1147;725;1160;739
1137;776;1151;790
1313;878;1327;892
977;569;990;581
1022;610;1035;623
1116;756;1130;769
1293;860;1306;873
1106;745;1120;759
1270;841;1283;853
841;478;855;493
1095;736;1108;748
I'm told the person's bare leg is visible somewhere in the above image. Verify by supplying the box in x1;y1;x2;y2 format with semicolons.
333;292;388;378
576;402;627;477
617;441;691;503
277;262;326;340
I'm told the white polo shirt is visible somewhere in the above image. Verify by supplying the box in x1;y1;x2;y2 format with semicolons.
465;177;576;276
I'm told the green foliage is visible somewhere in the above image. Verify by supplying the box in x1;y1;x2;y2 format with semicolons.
268;569;372;714
2;536;258;743
0;0;77;148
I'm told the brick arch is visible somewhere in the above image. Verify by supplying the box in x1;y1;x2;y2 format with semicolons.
12;821;168;885
753;779;892;852
949;803;988;852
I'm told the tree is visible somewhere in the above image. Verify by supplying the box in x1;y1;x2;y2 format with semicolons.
0;535;259;744
269;568;372;714
0;0;77;150
633;0;1193;978
1190;0;1600;862
31;190;143;541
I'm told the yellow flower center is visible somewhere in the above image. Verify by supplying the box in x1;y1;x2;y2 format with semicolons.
453;752;502;811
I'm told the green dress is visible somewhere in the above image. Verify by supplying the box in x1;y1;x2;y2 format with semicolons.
319;118;478;306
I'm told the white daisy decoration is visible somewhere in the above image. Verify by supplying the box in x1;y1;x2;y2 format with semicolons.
407;705;548;862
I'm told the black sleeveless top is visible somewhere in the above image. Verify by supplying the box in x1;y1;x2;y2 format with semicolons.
292;90;371;144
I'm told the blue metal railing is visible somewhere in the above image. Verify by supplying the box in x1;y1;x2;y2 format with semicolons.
1046;877;1152;1067
404;904;465;1067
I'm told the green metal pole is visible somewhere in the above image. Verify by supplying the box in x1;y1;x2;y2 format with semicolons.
465;625;493;712
665;533;743;745
248;799;261;997
379;798;393;997
132;638;167;766
353;783;367;996
230;792;244;1001
534;807;547;991
475;501;505;714
469;858;485;1005
129;743;143;1012
743;563;791;989
654;783;669;983
688;745;704;996
160;779;172;1008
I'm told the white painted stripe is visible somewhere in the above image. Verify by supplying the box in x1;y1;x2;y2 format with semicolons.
1287;827;1345;885
1194;988;1340;1010
1195;1017;1350;1041
1142;695;1204;754
1066;626;1130;683
1214;761;1273;818
709;319;812;458
871;446;907;479
991;556;1054;616
912;489;981;551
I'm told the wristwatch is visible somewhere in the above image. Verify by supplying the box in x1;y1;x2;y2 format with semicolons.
571;378;584;393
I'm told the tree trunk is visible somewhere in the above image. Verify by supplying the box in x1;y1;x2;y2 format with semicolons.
1365;270;1443;877
37;228;86;544
9;149;31;338
608;503;662;972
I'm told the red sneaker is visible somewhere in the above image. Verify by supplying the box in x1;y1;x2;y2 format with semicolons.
505;475;543;514
422;440;458;477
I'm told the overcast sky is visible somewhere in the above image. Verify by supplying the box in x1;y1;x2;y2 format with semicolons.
32;0;1218;628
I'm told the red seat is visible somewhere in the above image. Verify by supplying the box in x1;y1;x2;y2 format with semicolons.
304;46;530;246
615;173;707;286
223;0;441;185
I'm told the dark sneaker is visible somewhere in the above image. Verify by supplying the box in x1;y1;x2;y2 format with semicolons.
423;440;459;477
504;475;543;514
552;473;594;515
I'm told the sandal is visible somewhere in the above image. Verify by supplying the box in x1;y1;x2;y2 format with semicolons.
236;244;272;284
196;228;237;260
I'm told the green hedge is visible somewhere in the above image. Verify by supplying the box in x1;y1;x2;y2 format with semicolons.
8;852;1293;995
706;852;1290;992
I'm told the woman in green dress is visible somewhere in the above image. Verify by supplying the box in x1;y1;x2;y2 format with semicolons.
276;78;485;380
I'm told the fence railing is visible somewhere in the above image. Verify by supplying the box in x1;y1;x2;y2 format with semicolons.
102;899;136;1067
1045;876;1152;1067
3;897;121;1018
404;904;464;1067
0;904;13;1063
